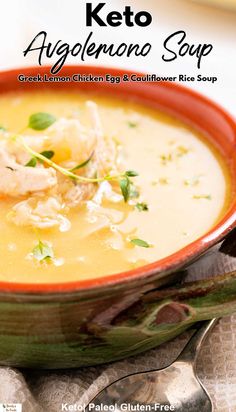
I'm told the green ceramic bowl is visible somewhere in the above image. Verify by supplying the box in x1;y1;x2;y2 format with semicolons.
0;66;236;368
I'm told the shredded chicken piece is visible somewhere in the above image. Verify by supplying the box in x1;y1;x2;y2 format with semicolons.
55;172;96;208
0;147;57;196
5;135;46;165
91;181;122;205
10;196;70;231
1;100;120;230
63;183;96;208
86;101;118;176
47;118;95;164
86;100;103;138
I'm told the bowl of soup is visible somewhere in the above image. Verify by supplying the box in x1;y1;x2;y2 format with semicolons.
0;66;236;368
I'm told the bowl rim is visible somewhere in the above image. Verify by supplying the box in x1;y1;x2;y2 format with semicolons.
0;65;236;294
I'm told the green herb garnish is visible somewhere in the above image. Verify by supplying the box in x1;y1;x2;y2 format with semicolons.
130;238;151;248
0;125;6;131
135;202;149;212
176;146;189;157
160;153;172;165
32;240;54;262
70;151;94;172
184;175;202;186
193;194;212;200
125;170;139;177
28;112;56;131
119;177;130;202
25;151;55;167
40;150;55;160
25;157;37;167
127;121;138;128
119;171;139;202
152;178;169;186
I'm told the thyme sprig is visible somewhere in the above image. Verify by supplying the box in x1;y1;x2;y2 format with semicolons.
13;112;139;203
25;150;54;167
18;135;138;185
70;151;94;172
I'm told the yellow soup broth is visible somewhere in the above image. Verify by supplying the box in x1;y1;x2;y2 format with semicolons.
0;90;230;283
